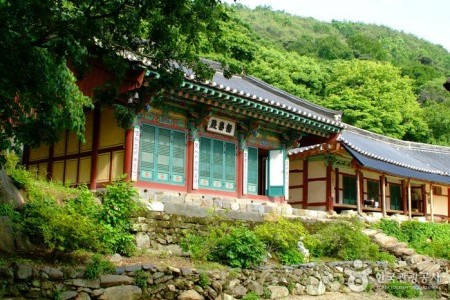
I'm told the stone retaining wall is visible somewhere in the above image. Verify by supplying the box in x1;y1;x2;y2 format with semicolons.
131;211;261;252
2;260;448;300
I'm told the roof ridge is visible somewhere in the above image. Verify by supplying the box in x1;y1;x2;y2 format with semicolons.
243;75;342;120
344;124;450;154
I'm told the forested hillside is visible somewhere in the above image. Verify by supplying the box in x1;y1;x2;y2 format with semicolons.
202;4;450;145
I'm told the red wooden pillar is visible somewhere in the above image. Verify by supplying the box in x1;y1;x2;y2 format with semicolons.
334;168;339;205
237;148;244;199
356;169;362;213
22;146;30;168
89;108;101;190
380;175;386;216
421;184;427;216
448;188;450;218
123;128;133;181
47;146;54;180
186;138;194;194
302;160;308;209
401;180;407;215
326;162;333;212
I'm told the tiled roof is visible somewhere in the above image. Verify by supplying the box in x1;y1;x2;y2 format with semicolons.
340;126;450;184
121;49;344;133
180;59;344;129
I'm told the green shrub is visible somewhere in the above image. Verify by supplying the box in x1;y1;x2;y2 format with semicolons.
198;272;211;288
279;248;305;265
209;226;266;268
0;203;22;228
180;233;210;260
6;155;139;256
254;217;307;253
134;270;149;289
262;287;272;299
385;280;420;298
84;254;115;279
306;220;392;261
242;291;260;300
21;193;104;252
182;224;266;268
376;219;450;259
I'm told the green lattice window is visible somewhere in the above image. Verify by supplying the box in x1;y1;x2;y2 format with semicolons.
199;137;236;191
390;184;402;210
343;175;357;205
139;124;186;185
247;147;258;195
367;180;380;201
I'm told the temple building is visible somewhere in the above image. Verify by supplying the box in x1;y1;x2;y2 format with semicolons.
24;58;343;204
288;125;450;220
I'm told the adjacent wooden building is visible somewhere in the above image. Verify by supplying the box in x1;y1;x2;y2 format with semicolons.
289;125;450;220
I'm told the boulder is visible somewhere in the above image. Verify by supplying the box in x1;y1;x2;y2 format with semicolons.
0;216;14;254
16;264;33;280
177;289;204;300
66;279;100;289
98;285;142;300
60;290;78;300
230;284;247;298
0;170;25;208
246;281;264;295
42;266;64;280
100;275;134;287
267;286;289;299
306;281;326;296
75;291;91;300
135;232;150;249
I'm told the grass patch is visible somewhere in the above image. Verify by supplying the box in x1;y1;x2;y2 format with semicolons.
375;219;450;259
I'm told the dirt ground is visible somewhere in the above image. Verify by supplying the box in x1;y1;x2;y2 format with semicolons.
288;290;440;299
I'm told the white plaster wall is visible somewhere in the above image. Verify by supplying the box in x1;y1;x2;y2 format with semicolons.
308;181;326;203
290;159;303;170
309;161;326;178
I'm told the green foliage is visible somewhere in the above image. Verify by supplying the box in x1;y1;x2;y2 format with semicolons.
242;292;260;300
305;220;395;262
182;224;266;268
279;249;305;265
423;99;450;146
209;227;266;268
84;254;115;280
321;59;429;141
262;287;272;299
208;5;450;145
134;270;149;289
254;217;307;265
180;233;214;261
0;203;22;227
0;0;233;154
198;272;211;288
21;187;103;252
376;219;450;259
385;280;421;298
6;157;139;256
254;217;308;253
97;179;139;256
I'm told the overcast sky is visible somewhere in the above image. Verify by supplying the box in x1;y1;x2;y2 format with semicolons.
225;0;450;51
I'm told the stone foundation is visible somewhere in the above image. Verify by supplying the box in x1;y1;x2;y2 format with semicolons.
2;260;448;300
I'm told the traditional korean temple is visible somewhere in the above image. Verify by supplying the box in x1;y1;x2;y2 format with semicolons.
288;125;450;220
24;58;343;203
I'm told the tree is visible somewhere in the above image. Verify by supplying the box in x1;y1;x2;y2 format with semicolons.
423;100;450;146
0;0;229;156
321;60;429;141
